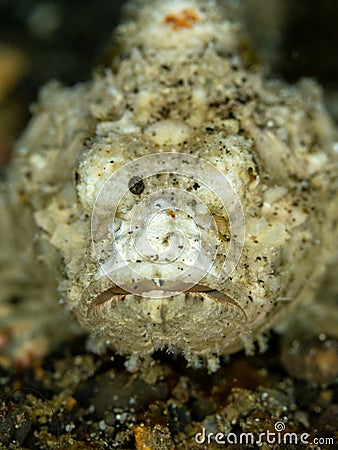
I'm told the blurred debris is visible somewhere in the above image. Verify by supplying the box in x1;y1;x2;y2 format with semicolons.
0;45;27;105
0;45;27;165
134;424;174;450
281;336;338;385
0;335;336;448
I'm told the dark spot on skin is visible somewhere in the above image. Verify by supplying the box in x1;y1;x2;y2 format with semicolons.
10;295;22;305
166;210;176;219
248;167;256;182
128;176;145;195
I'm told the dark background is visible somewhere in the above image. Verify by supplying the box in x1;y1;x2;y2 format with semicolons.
0;0;337;162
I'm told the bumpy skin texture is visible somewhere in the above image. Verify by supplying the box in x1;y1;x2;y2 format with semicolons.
1;0;337;369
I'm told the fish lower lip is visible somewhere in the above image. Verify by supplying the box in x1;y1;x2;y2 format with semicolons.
81;275;249;343
89;284;247;323
93;284;217;302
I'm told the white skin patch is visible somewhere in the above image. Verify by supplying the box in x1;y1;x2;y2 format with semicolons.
92;152;244;298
